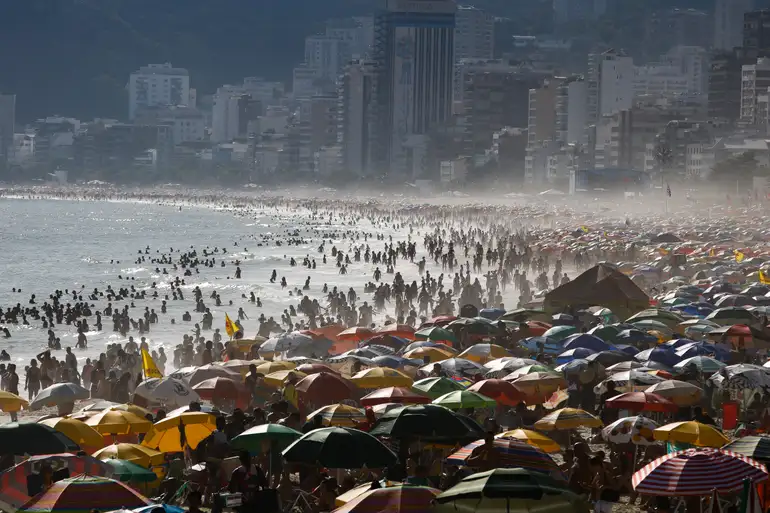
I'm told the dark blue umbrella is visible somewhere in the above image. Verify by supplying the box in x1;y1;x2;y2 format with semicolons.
613;344;640;356
555;347;596;364
675;341;731;361
634;347;681;367
585;350;633;366
519;336;563;355
615;329;658;345
562;333;611;352
478;308;506;320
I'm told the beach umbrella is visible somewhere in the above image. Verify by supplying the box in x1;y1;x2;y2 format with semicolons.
504;364;553;380
0;423;79;455
141;412;216;453
361;334;409;351
370;404;484;443
39;417;105;450
216;359;266;375
645;380;703;406
0;390;29;413
654;421;729;448
634;347;682;367
376;324;417;340
584;350;632;367
496;429;561;453
111;404;153;418
167;367;197;381
337;327;376;343
85;410;152;436
630;319;673;334
402;340;458;354
483;358;539;378
295;372;354;405
371;355;421;369
518;336;564;355
434;468;590;513
510;373;567;402
0;454;113;511
605;361;644;373
102;459;157;483
263;369;307;388
605;392;678;413
555;359;606;385
230;424;302;454
333;484;439;513
186;364;241;387
191;376;245;401
255;360;297;375
360;387;431;407
295;363;338;375
133;377;199;408
257;332;317;357
418;358;484;378
402;346;454;363
534;408;603;431
415;327;457;343
306;404;365;428
705;307;758;326
561;333;611;352
632;448;768;496
411;377;466;399
501;309;552;323
674;356;726;374
542;325;578;341
282;427;397;469
602;416;658;446
587;325;621;342
446;438;563;478
467;379;524;407
432;390;497;410
615;329;658;345
29;383;90;412
164;404;214;418
594;370;665;394
458;343;509;363
19;474;151;513
92;443;164;468
351;367;413;388
723;436;770;464
77;400;120;413
555;347;596;364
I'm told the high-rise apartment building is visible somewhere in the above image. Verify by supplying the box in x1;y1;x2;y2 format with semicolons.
587;49;634;124
338;60;378;177
741;57;770;124
0;94;15;174
744;10;770;54
454;5;494;60
371;0;456;176
128;63;190;120
715;0;753;51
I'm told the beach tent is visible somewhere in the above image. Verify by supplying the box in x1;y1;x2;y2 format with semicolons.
544;264;650;320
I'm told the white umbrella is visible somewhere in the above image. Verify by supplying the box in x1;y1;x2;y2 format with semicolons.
29;383;90;412
133;377;200;408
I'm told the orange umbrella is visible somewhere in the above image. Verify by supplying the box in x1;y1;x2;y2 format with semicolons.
338;327;376;343
295;372;355;405
376;324;416;340
467;379;524;407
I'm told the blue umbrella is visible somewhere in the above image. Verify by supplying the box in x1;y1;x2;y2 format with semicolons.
615;329;658;345
675;341;731;361
634;347;682;367
479;308;506;320
561;333;611;352
613;344;640;356
371;355;422;369
664;338;698;349
519;336;563;355
555;347;596;364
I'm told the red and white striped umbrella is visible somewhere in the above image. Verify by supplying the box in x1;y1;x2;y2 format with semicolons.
632;448;768;496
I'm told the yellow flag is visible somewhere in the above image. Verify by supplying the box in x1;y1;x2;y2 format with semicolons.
735;250;745;263
658;248;670;256
709;248;716;257
760;270;770;285
141;348;163;379
580;226;589;233
225;313;236;338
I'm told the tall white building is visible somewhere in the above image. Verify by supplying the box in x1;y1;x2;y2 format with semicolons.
210;85;260;143
326;17;375;59
633;65;691;97
741;58;770;125
305;35;348;81
556;77;588;145
128;63;190;120
665;46;709;96
454;5;494;60
372;0;457;176
714;0;754;51
587;49;634;124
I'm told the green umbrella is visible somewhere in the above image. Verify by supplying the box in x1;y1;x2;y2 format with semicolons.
412;377;466;399
432;390;497;409
282;427;397;469
631;319;673;334
542;325;577;341
434;468;590;513
673;356;726;374
414;327;457;343
587;325;621;342
370;404;485;443
231;423;302;454
102;459;158;483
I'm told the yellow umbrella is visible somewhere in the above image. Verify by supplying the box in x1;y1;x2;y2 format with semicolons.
496;429;561;454
85;409;153;435
306;404;365;428
93;443;165;468
653;421;729;448
39;417;105;449
263;370;307;388
256;361;296;375
534;408;603;431
458;343;509;364
0;390;29;412
351;368;413;388
402;347;454;363
142;412;216;453
111;403;153;418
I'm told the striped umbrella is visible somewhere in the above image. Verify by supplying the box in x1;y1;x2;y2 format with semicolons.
534;408;603;431
19;474;151;513
333;484;439;513
305;404;365;428
447;438;563;479
605;392;678;413
632;448;768;496
0;455;113;511
723;436;770;464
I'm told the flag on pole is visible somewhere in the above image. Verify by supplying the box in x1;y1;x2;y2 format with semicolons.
735;250;746;263
666;183;671;197
225;313;236;338
141;348;163;379
759;270;770;285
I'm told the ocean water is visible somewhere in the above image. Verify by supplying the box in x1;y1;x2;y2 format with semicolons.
0;197;432;371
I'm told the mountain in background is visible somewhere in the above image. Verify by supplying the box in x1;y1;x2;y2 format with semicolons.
0;0;715;122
